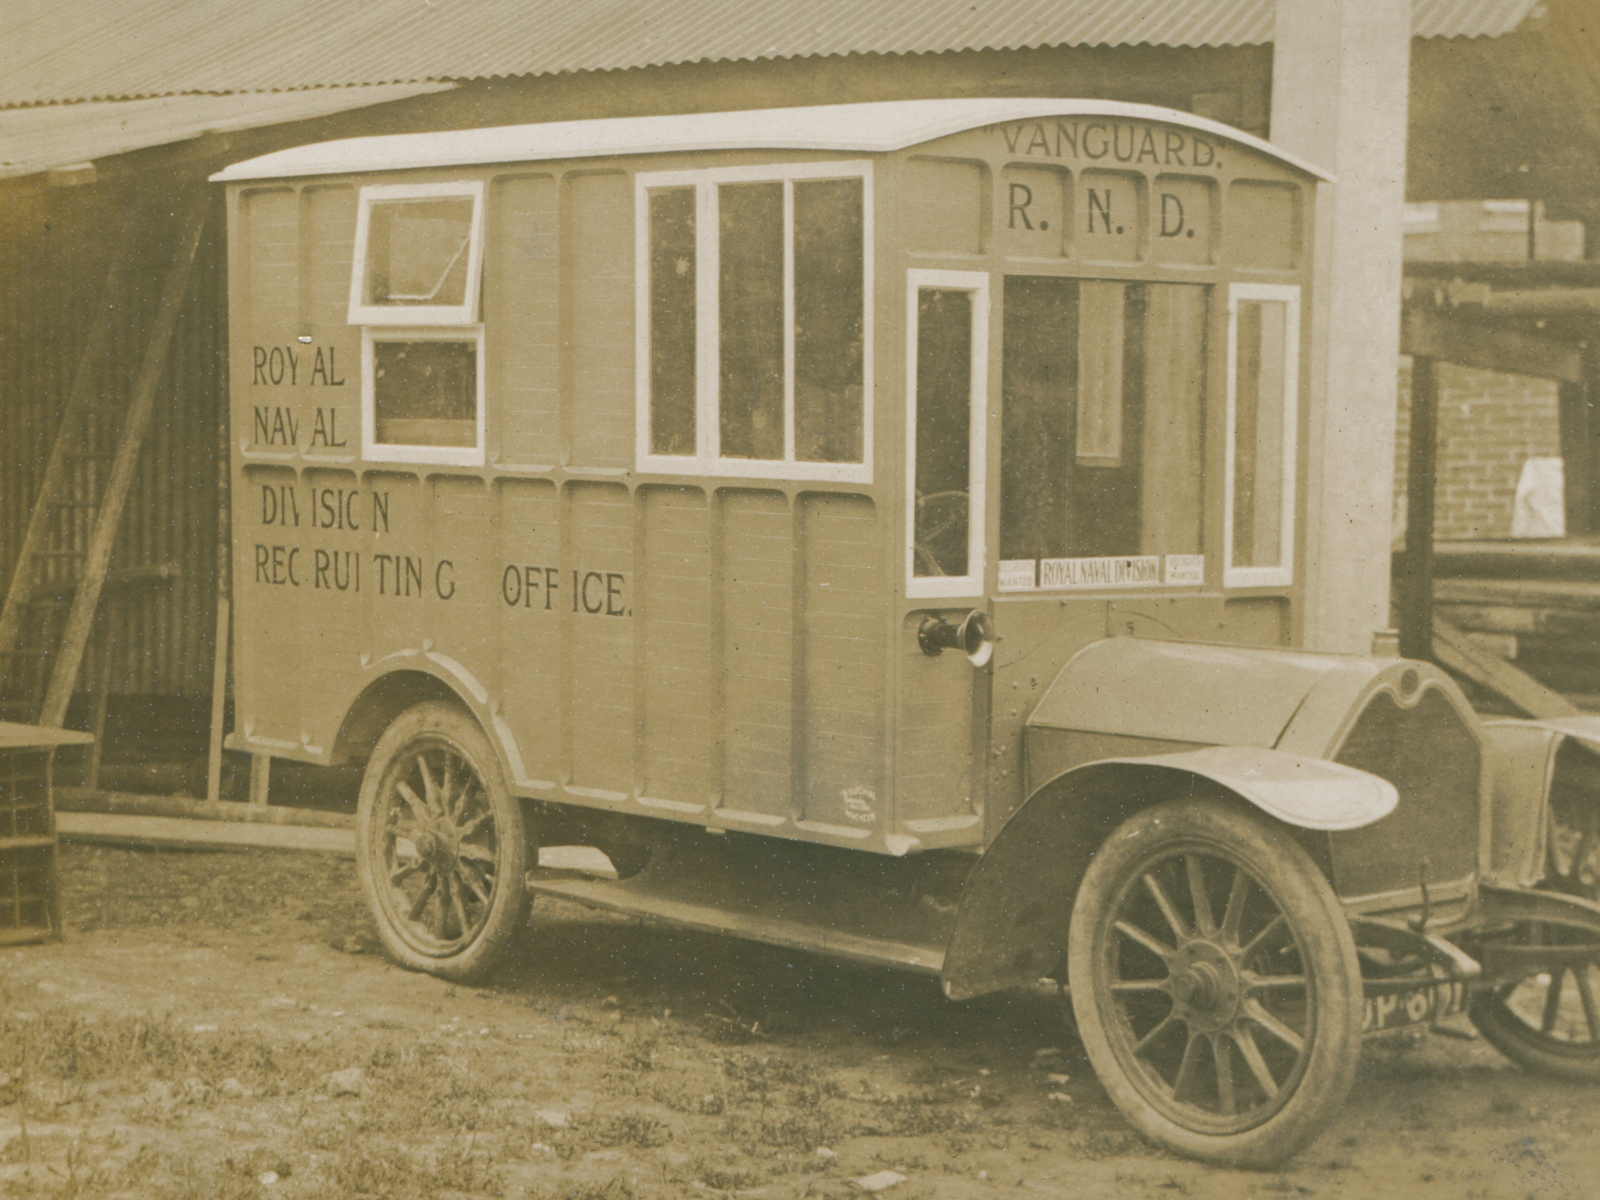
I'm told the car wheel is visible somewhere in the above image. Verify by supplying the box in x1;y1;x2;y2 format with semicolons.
1068;798;1363;1169
1470;796;1600;1081
355;701;529;982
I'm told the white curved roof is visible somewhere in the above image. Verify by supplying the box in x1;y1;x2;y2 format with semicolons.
211;98;1333;183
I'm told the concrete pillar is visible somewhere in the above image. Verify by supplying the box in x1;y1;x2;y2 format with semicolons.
1271;0;1410;654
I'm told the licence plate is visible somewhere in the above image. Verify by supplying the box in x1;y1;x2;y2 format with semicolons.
1362;979;1467;1034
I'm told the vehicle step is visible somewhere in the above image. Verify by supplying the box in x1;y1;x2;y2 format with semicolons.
527;870;948;977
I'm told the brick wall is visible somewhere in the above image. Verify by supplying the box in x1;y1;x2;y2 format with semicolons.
1394;358;1562;542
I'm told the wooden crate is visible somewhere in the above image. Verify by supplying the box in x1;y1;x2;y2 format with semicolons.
0;722;92;944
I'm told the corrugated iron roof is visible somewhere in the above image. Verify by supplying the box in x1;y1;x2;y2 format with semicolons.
0;0;1540;110
0;84;453;178
211;97;1337;183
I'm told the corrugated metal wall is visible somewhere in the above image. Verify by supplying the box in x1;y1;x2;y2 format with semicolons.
0;175;225;700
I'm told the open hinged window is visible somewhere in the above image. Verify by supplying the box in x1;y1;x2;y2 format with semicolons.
1224;283;1300;588
635;162;873;482
907;270;989;599
361;328;486;465
348;182;486;325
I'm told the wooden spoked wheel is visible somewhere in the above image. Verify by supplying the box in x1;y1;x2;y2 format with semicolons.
356;702;528;982
1068;800;1363;1168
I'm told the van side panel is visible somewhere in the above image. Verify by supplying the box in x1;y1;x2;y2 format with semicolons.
302;465;364;744
228;158;896;851
719;489;794;819
640;485;714;808
496;477;560;784
567;172;633;469
799;494;885;828
566;481;634;794
493;174;560;465
239;464;302;747
429;477;496;688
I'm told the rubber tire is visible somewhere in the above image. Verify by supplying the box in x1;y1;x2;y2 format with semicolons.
1470;979;1600;1082
1468;790;1600;1082
355;701;529;983
1067;799;1364;1170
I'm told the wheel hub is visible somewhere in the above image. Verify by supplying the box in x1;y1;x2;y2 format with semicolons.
413;823;459;872
1168;941;1242;1032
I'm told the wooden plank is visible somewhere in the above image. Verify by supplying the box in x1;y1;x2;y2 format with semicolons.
38;195;212;728
1432;614;1580;718
1435;577;1600;611
1560;372;1596;534
56;786;353;828
206;596;230;802
0;219;138;662
1401;306;1584;383
248;754;271;807
1399;356;1439;660
56;811;354;856
83;627;113;789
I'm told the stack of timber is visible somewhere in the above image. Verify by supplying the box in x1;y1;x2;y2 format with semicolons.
1429;540;1600;712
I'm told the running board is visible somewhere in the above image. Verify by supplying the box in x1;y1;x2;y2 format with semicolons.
522;833;957;977
528;873;946;975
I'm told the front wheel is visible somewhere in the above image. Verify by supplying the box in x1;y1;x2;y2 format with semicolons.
1068;799;1363;1169
1468;793;1600;1080
356;701;529;982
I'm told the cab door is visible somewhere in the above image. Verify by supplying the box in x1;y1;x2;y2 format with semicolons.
986;275;1213;826
895;270;991;849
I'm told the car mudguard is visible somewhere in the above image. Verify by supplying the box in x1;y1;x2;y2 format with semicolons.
939;748;1397;1001
1481;715;1600;888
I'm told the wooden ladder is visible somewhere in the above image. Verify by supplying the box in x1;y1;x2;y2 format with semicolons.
0;194;212;729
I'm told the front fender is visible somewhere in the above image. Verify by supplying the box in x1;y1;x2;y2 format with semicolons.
1482;715;1600;888
1102;746;1398;831
939;749;1396;1001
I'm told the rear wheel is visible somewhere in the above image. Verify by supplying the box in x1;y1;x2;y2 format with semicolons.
1068;799;1363;1169
1470;795;1600;1080
356;702;529;982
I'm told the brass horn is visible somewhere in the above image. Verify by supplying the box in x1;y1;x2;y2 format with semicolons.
917;609;996;667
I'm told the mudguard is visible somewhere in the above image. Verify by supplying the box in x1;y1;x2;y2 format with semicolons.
1481;715;1600;888
1101;746;1398;830
939;748;1397;1001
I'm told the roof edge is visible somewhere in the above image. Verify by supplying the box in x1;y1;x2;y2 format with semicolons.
212;97;1334;183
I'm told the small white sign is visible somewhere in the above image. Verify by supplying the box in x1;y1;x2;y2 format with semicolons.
1040;556;1161;589
1164;554;1205;585
998;559;1037;591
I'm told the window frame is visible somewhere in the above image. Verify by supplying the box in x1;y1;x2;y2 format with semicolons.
360;326;487;467
633;161;875;483
905;269;989;601
1223;282;1300;589
348;181;486;326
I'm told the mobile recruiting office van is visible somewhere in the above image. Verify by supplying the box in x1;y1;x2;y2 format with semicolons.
212;100;1600;1165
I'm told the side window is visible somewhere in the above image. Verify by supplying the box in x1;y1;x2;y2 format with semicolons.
1225;284;1299;587
907;270;988;599
637;164;871;481
362;330;484;462
349;182;485;325
350;182;486;465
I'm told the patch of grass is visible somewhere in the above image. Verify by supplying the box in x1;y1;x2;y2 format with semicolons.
0;1005;321;1098
537;1179;637;1200
544;1110;674;1161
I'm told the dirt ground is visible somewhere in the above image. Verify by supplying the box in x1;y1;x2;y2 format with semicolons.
0;842;1596;1199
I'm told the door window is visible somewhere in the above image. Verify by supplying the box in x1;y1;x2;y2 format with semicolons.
999;276;1208;590
907;270;988;598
